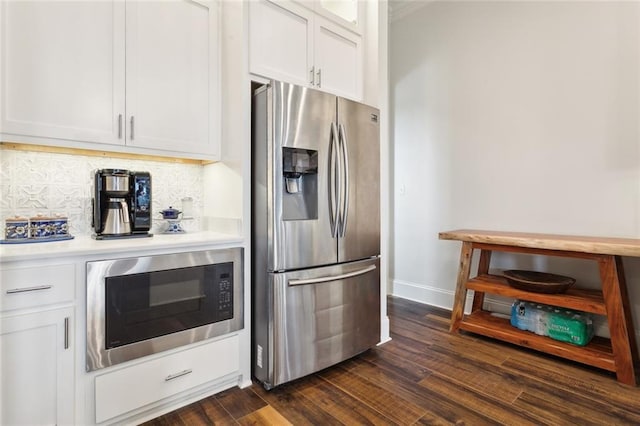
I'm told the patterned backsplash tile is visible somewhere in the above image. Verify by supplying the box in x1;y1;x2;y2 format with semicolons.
0;149;204;236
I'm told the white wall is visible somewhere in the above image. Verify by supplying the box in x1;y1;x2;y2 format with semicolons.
376;0;391;343
202;0;245;236
389;1;640;335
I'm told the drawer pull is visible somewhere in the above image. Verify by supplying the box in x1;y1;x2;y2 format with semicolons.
165;369;193;382
6;284;52;294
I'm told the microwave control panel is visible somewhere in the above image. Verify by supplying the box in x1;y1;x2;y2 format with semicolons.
214;262;234;321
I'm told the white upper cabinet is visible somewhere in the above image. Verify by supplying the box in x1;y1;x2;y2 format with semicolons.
313;15;361;100
1;0;219;159
1;1;125;145
248;0;313;88
126;0;217;155
249;0;362;100
313;0;362;34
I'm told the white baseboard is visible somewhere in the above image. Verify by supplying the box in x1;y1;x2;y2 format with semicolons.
238;378;253;389
390;279;473;313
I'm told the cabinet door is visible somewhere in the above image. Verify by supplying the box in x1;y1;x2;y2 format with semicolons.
1;1;125;145
125;0;219;156
95;335;239;423
313;15;362;100
0;308;74;425
249;0;313;87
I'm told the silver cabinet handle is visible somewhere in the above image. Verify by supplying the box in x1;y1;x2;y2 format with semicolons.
6;284;52;294
130;116;135;140
64;317;70;349
165;369;193;382
118;114;123;139
317;68;322;87
310;66;315;86
289;265;376;286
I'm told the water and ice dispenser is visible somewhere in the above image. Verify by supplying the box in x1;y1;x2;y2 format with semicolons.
282;147;318;220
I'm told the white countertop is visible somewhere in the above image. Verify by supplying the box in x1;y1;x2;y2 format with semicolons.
0;232;244;263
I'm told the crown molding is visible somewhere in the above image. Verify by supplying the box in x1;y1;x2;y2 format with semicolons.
388;0;433;23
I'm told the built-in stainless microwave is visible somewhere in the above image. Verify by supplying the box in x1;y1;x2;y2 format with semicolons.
86;248;243;371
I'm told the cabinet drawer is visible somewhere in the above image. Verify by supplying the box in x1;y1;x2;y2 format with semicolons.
95;334;240;423
0;264;75;312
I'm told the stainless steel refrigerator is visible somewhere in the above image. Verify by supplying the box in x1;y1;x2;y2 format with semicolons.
252;80;380;389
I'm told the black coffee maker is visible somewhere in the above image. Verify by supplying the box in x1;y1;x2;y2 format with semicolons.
92;169;152;239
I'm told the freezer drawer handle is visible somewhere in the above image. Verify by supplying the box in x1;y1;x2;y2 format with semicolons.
288;265;377;286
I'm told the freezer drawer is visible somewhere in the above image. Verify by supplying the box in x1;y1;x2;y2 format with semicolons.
253;257;380;389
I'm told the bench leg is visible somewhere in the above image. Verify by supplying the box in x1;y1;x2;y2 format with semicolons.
599;255;638;386
450;242;473;332
471;249;492;312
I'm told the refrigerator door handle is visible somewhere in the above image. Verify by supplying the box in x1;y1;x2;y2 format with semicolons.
329;122;340;238
288;265;377;286
338;124;350;237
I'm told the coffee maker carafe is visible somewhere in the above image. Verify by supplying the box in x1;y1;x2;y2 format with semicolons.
93;169;152;239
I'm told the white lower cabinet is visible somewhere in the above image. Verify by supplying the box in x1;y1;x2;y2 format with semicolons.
0;246;246;426
94;334;240;424
0;264;75;311
0;307;75;426
0;262;76;425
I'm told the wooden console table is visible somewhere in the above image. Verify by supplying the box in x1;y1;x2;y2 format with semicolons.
439;229;639;386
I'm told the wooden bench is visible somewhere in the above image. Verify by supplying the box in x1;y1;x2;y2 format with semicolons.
439;229;639;386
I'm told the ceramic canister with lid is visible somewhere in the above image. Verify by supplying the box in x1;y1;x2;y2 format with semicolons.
5;216;30;239
30;215;55;238
52;214;69;236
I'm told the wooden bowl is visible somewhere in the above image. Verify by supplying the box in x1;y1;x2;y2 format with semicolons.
503;270;576;294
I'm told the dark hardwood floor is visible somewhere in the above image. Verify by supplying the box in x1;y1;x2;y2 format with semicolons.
143;296;640;425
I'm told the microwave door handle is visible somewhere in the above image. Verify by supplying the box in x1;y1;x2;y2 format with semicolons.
338;124;349;238
329;122;339;238
288;265;376;286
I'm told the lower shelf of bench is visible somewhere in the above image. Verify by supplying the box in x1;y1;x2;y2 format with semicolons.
459;310;616;372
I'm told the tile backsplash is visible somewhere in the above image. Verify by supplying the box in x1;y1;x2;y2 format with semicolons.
0;148;204;236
